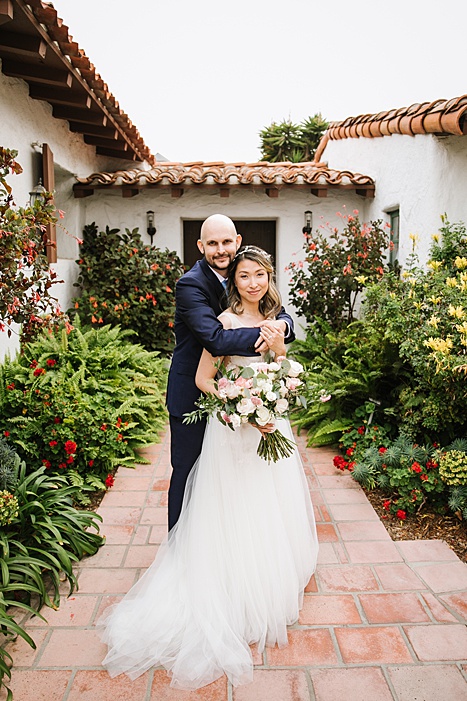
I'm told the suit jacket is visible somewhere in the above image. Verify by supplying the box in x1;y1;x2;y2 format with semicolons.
166;257;295;418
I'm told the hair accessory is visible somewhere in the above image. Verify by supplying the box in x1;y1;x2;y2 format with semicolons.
233;245;271;260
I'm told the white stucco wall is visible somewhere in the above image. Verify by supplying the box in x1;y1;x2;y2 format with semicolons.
81;186;367;337
0;65;140;361
322;132;467;265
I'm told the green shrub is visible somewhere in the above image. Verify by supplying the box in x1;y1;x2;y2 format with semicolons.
439;449;467;486
288;209;390;329
0;447;103;699
73;223;185;355
364;216;467;442
0;320;168;502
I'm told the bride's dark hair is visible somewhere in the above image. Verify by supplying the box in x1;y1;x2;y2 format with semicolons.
227;245;282;318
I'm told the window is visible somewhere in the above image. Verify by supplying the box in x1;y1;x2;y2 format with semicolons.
388;209;400;266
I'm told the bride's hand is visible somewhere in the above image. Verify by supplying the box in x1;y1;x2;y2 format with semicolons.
252;422;275;435
257;321;286;356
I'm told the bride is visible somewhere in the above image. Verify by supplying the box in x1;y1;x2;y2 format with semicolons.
99;245;318;689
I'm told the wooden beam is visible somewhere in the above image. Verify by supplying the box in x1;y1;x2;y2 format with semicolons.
171;188;184;198
0;0;13;25
84;135;127;149
310;187;328;198
95;146;136;160
266;187;279;198
29;84;91;108
42;143;57;264
122;188;139;198
355;187;375;198
67;122;118;139
1;58;72;87
73;187;94;198
52;105;108;126
219;188;230;198
0;31;47;59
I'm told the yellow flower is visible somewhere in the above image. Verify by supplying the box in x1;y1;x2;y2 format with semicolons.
430;296;441;305
409;233;420;244
448;305;464;319
427;260;443;271
455;256;467;270
461;335;467;347
428;316;441;328
413;301;423;310
355;275;367;284
389;292;396;299
456;322;467;334
431;233;440;242
423;337;453;354
446;277;458;288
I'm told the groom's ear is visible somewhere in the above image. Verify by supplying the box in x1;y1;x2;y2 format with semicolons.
236;234;242;249
197;239;205;255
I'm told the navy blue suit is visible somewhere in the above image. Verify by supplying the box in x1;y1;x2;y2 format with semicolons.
166;257;295;529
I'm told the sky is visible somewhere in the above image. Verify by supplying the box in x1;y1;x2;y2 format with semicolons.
50;0;467;164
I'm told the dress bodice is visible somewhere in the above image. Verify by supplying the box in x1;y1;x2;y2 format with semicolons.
218;311;264;366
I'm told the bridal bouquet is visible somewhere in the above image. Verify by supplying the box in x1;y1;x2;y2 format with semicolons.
183;356;307;463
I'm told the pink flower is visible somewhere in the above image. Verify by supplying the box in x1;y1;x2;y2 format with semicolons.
217;377;228;389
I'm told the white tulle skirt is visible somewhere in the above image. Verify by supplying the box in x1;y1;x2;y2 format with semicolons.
98;418;318;690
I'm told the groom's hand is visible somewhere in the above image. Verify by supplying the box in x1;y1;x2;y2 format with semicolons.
254;320;286;351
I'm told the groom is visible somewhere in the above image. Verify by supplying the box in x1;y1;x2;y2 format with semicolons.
166;214;295;530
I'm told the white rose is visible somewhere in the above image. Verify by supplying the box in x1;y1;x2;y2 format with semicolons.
230;413;241;428
268;362;280;372
237;397;255;415
225;383;241;399
266;391;277;402
275;398;289;414
255;406;272;426
288;360;304;378
261;381;273;393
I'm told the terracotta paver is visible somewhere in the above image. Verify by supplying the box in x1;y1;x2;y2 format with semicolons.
5;426;467;701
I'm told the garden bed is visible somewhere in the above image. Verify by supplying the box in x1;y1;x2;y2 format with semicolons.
364;487;467;564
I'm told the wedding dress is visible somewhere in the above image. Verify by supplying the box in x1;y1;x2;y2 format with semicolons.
99;314;318;690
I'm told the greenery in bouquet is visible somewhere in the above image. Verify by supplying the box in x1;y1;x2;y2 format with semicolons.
364;217;467;442
184;355;308;462
287;208;391;330
72;223;185;355
0;148;68;345
0;320;168;503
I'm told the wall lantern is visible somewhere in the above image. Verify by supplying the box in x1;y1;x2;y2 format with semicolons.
146;210;156;245
302;210;313;235
29;177;47;207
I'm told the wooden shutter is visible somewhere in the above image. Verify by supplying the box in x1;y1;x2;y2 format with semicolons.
42;143;57;263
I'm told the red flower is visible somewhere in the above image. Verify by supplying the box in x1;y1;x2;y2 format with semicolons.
88;459;94;467
49;440;58;447
30;360;38;368
64;440;77;454
58;462;67;469
3;431;10;437
46;359;57;367
33;367;45;377
42;459;51;469
346;448;354;456
433;442;439;448
348;461;356;472
396;509;406;520
54;417;61;424
66;456;74;464
6;383;15;390
357;426;365;435
420;473;428;481
100;424;107;431
383;500;391;511
378;447;388;454
105;474;115;488
411;462;422;473
426;460;438;470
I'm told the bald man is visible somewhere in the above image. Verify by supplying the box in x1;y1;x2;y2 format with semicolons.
166;214;295;529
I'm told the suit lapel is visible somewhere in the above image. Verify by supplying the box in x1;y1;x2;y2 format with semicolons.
199;258;227;314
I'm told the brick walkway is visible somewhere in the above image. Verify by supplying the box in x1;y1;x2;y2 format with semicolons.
3;428;467;701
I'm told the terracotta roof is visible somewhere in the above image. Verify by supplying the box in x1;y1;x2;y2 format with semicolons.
0;1;153;164
73;161;375;198
314;95;467;162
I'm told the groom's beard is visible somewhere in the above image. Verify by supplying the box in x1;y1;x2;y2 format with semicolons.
207;252;236;271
